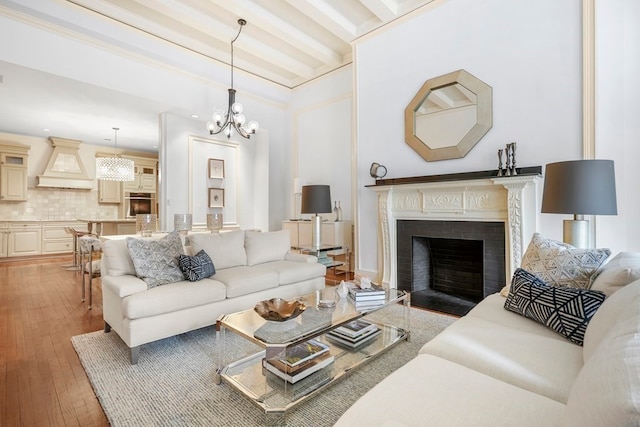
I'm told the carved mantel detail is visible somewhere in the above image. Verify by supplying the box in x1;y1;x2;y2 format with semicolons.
370;174;541;288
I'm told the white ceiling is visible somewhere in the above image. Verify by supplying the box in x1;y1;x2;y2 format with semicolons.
0;0;433;151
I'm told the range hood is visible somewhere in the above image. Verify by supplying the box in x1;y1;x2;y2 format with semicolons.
37;137;93;190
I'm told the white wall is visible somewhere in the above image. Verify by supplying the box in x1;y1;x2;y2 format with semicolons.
354;0;584;276
159;113;269;232
290;66;353;222
594;0;640;253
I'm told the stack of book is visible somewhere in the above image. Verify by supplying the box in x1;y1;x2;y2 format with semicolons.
347;282;387;310
263;339;334;384
326;319;381;349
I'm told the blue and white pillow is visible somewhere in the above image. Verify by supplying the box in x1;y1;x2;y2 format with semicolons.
179;250;216;282
504;268;606;345
126;231;185;288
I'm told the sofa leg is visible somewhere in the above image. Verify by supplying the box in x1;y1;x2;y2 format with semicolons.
104;322;111;333
130;346;140;365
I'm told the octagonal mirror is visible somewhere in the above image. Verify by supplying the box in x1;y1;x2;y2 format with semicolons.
405;69;492;161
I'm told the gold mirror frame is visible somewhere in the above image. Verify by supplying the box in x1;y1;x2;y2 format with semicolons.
404;69;492;161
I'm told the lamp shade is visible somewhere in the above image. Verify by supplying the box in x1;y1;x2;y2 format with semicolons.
541;159;617;215
301;185;332;214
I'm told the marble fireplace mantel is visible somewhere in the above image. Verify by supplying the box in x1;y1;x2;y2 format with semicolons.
368;168;542;289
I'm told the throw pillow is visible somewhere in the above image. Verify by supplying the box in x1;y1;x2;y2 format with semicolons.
588;251;640;296
504;268;606;345
244;230;290;266
178;250;216;282
521;233;610;289
127;231;185;288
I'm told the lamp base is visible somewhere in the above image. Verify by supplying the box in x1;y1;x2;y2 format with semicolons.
311;214;322;249
563;217;589;248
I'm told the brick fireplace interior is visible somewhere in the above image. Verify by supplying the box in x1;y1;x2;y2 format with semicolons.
397;220;506;316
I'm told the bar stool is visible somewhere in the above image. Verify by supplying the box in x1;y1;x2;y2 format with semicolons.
64;227;90;271
79;234;102;309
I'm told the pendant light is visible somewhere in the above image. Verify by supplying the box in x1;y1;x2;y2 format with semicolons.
95;127;135;181
206;19;259;139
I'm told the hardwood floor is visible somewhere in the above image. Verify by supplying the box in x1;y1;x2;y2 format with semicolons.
0;256;109;426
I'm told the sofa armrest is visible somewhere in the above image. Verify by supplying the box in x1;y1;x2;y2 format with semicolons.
102;274;148;298
285;252;318;263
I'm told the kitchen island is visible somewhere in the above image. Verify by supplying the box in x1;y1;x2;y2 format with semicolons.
77;219;137;236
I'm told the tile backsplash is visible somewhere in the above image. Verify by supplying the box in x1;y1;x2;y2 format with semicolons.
0;188;118;221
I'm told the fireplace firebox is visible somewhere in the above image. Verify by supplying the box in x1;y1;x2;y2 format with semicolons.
397;220;506;316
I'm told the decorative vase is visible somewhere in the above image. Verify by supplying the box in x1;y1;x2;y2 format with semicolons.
136;214;157;237
333;201;339;222
337;201;343;222
207;213;224;233
174;214;192;235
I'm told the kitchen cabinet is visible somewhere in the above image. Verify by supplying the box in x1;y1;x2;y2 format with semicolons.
41;221;86;254
0;222;7;257
0;143;29;202
98;179;122;203
8;222;41;256
124;157;157;192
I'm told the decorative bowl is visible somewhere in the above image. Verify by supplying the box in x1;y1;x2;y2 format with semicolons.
254;298;306;322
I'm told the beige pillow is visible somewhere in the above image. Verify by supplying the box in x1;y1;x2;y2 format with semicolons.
589;252;640;296
188;230;246;270
102;239;136;276
245;230;291;266
521;233;610;289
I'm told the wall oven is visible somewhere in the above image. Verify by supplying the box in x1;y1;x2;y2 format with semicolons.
124;192;156;218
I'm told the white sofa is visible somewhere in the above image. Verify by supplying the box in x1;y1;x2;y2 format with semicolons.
101;229;326;364
335;251;640;426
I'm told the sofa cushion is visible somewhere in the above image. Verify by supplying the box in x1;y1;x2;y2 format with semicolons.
178;250;216;282
127;231;185;289
589;251;640;296
258;260;326;285
102;239;137;277
245;230;290;266
212;266;279;298
521;233;610;289
583;278;640;362
504;268;605;345
420;310;584;403
123;278;227;319
188;230;246;270
563;291;640;426
334;354;565;427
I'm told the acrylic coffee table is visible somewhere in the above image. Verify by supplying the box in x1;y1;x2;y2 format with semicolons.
215;288;410;426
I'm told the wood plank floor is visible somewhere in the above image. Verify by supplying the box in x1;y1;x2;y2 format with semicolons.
0;256;109;426
0;255;356;426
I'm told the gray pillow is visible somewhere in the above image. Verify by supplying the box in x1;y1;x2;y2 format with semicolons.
127;231;185;288
521;233;610;289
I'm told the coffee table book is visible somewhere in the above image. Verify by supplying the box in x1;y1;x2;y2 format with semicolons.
347;283;386;301
281;339;329;367
326;328;382;349
333;320;378;338
264;352;335;383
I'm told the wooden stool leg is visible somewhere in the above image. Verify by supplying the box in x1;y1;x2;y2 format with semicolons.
88;248;93;310
81;251;86;302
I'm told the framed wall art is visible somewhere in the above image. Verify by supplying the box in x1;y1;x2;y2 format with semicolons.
208;158;225;179
208;188;225;208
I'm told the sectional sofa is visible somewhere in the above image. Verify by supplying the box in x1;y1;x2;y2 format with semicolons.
335;237;640;426
100;229;326;364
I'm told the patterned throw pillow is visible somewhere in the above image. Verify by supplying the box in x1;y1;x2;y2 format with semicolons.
126;231;185;289
521;233;610;289
504;268;606;345
178;250;216;282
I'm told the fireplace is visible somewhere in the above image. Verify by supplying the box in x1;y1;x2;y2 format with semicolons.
368;167;542;315
397;220;505;315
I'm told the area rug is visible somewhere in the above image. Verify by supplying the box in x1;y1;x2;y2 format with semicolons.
72;306;456;426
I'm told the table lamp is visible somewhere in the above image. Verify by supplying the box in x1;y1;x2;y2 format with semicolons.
541;159;617;248
301;185;332;249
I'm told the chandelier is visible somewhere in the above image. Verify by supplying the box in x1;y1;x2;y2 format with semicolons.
95;127;135;181
207;18;259;139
